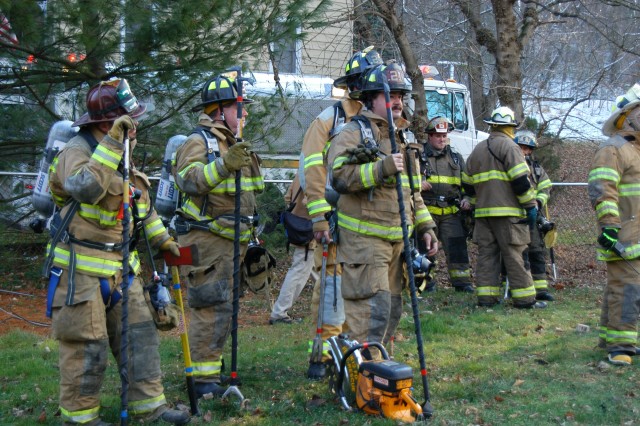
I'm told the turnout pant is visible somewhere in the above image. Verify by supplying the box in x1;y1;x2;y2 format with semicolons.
52;271;165;425
524;227;550;294
432;213;472;288
180;231;247;384
599;259;640;355
310;242;345;352
271;244;318;320
337;229;404;358
474;217;536;306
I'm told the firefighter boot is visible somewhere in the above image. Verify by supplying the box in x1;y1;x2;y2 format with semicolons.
158;409;191;425
536;291;555;301
608;351;632;366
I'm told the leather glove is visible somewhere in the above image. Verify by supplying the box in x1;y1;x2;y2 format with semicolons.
155;303;180;331
345;144;379;164
223;141;252;172
525;205;538;230
107;116;136;142
381;154;400;177
598;227;619;250
159;237;181;257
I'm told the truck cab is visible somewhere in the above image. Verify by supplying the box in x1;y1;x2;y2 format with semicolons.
419;65;488;159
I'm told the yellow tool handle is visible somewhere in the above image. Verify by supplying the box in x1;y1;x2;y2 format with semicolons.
170;266;193;372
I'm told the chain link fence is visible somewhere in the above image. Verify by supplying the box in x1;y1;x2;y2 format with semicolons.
542;183;606;287
0;173;608;288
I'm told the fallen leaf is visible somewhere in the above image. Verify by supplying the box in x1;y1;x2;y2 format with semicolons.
37;408;46;423
306;394;326;408
494;396;504;402
203;410;212;422
513;379;525;387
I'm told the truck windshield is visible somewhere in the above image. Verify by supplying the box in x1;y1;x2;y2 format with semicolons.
425;90;468;131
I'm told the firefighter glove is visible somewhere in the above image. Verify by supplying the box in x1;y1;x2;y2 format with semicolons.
108;116;136;143
159;237;181;257
345;144;379;164
525;205;538;229
223;141;252;172
381;153;400;177
154;303;180;331
598;227;619;250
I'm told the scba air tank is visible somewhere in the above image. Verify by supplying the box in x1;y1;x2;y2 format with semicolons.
155;135;187;221
31;121;78;226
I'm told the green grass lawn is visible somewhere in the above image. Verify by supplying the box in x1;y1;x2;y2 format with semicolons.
2;286;639;425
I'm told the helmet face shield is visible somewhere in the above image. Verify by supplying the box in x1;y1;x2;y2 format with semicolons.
72;77;146;127
113;79;141;114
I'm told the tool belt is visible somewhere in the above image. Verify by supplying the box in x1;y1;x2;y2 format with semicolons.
424;194;459;207
69;236;125;252
174;214;256;235
49;209;125;252
424;195;461;216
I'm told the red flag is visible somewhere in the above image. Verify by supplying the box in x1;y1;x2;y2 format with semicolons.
0;14;19;45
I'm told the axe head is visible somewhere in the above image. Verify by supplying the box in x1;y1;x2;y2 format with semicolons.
162;245;198;267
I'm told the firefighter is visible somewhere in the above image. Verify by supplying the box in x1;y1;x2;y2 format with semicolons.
588;83;640;366
462;107;546;309
327;63;438;358
173;71;264;396
301;47;383;379
419;116;474;293
514;130;554;301
46;79;190;425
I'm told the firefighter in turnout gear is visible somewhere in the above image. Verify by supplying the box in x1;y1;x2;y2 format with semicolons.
173;72;264;396
46;79;190;425
515;130;554;301
327;63;438;358
301;47;383;379
462;107;546;309
588;83;640;366
419;116;474;293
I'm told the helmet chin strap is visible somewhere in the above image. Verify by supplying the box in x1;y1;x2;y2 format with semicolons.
217;107;233;132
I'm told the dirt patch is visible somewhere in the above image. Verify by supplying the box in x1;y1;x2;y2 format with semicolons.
0;252;300;338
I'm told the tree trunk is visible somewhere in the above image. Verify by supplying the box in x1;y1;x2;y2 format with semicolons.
369;0;428;141
492;0;523;120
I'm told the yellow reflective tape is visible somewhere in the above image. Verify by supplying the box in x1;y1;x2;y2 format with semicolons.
428;175;461;185
474;207;524;217
588;167;620;183
60;405;100;423
129;394;167;415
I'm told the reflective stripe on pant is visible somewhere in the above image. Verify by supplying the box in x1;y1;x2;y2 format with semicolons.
310;242;345;357
338;229;403;358
271;244;318;320
181;232;247;383
53;272;164;423
474;217;536;306
600;259;640;354
310;242;344;327
524;227;549;292
433;213;472;288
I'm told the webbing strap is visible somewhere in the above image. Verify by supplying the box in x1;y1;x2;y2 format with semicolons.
42;200;79;278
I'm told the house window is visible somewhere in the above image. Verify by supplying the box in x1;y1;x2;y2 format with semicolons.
270;22;300;74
